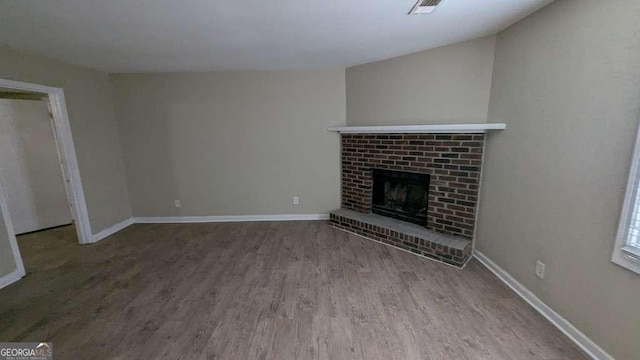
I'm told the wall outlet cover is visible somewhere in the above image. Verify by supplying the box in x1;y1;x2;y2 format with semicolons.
535;260;545;279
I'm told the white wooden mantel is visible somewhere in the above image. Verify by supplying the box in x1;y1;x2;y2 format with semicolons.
327;123;506;134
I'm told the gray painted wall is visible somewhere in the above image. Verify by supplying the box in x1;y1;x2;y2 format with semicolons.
476;1;640;359
0;46;132;234
346;36;495;126
110;69;345;217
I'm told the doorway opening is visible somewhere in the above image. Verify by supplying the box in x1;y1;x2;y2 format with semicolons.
0;78;93;281
0;91;73;235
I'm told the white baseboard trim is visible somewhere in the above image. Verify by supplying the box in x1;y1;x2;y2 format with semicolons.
133;214;330;224
473;250;613;360
86;214;329;243
90;217;134;243
0;269;24;290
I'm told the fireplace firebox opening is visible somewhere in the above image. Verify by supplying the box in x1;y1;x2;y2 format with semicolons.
371;169;430;226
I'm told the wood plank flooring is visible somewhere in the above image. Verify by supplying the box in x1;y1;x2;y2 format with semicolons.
0;221;587;359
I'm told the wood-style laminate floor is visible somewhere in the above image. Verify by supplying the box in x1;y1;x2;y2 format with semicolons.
0;221;586;359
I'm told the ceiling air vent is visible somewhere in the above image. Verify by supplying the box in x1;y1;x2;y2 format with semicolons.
409;0;442;15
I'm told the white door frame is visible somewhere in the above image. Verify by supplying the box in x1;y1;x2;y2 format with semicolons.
0;78;92;247
0;180;25;279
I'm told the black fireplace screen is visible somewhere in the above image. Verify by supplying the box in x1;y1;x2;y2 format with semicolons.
371;169;430;226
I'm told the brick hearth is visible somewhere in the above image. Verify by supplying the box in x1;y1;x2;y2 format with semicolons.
331;209;472;267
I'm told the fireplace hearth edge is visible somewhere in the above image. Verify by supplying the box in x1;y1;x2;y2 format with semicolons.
329;209;472;268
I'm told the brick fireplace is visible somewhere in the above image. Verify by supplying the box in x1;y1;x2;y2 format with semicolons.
330;132;485;267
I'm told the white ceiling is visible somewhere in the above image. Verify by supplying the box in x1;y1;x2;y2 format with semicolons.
0;0;553;73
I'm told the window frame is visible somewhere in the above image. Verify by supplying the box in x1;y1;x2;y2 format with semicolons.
612;120;640;275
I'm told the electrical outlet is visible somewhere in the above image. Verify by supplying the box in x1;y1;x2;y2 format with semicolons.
174;200;181;208
535;260;545;279
293;196;299;205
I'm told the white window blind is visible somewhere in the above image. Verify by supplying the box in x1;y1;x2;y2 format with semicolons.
626;173;640;250
613;120;640;274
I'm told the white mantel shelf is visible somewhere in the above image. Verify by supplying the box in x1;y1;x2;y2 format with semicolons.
327;123;506;134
